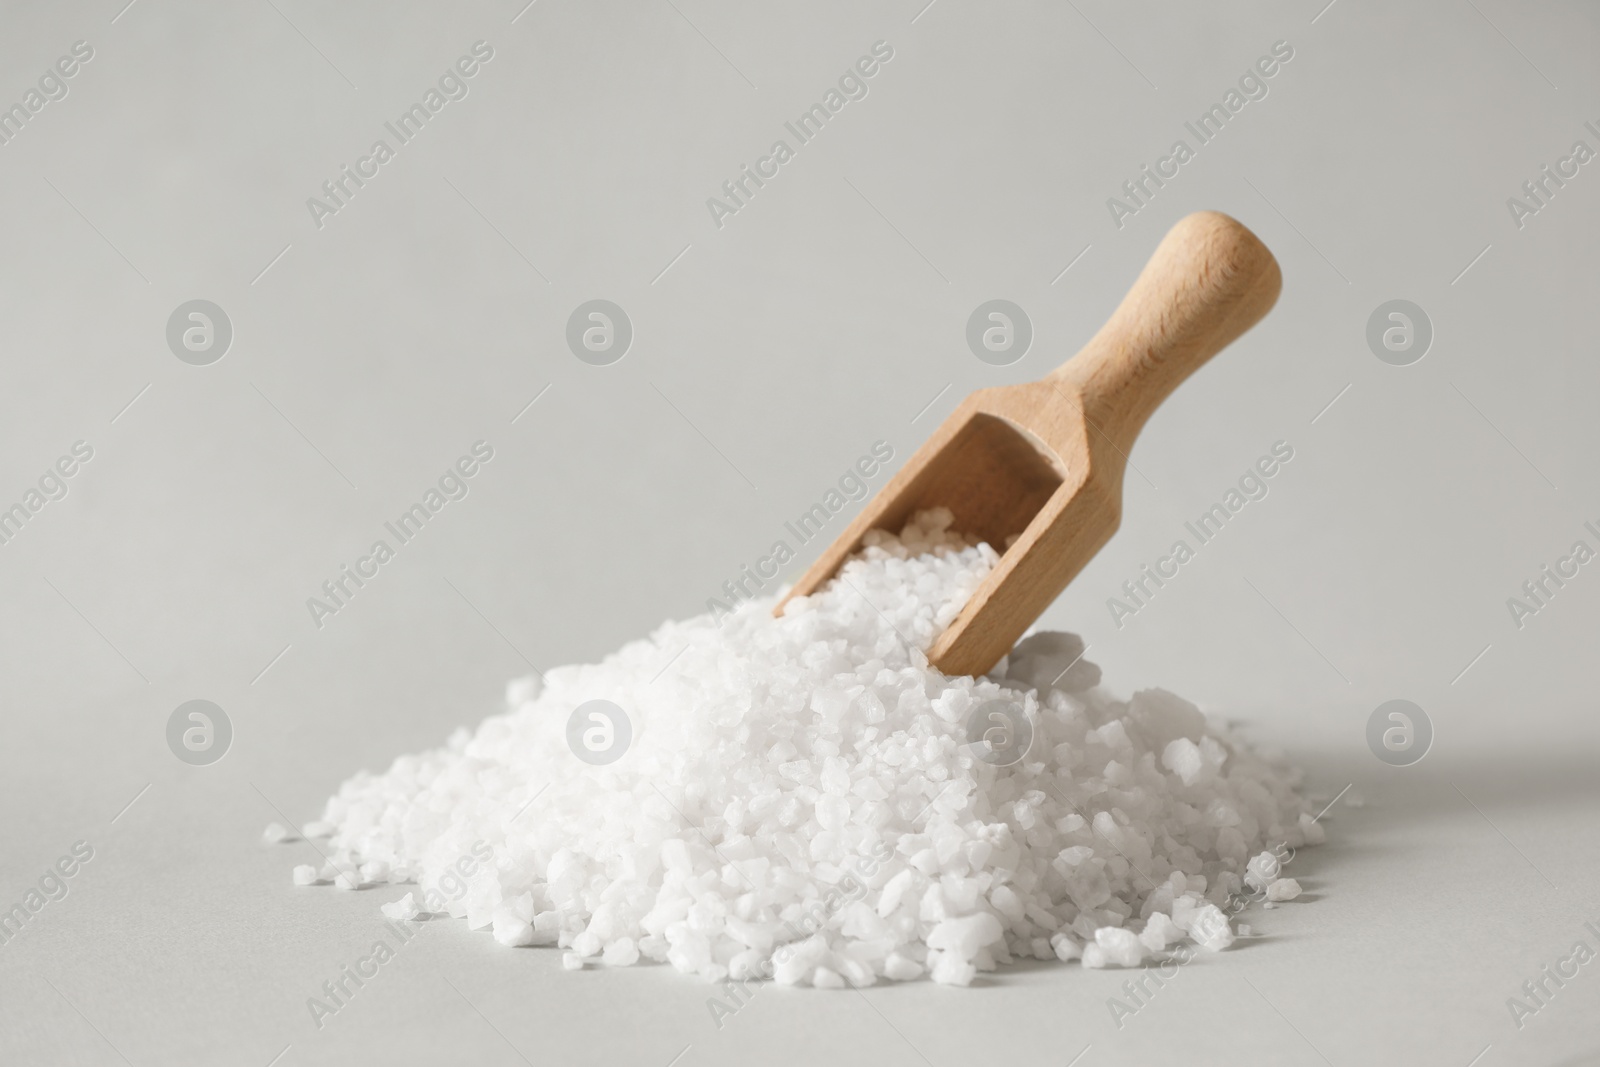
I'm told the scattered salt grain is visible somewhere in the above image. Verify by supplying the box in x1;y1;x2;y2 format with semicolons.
291;864;318;886
294;510;1321;987
493;916;535;947
1266;878;1302;902
381;893;420;922
323;864;360;891
262;822;295;845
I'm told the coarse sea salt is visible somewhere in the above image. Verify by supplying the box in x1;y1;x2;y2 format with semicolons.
293;509;1319;986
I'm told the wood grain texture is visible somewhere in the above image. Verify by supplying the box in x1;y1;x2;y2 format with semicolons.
776;211;1282;676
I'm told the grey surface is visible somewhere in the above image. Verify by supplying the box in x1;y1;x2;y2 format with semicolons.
1;1;1597;1064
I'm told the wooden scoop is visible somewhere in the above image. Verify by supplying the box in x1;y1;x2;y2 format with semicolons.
775;211;1282;676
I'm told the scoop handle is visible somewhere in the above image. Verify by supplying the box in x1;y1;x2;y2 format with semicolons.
1047;211;1281;453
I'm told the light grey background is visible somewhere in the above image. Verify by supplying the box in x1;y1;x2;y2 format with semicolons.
2;0;1597;1064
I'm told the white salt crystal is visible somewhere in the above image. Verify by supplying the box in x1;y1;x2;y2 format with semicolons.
1162;738;1204;786
852;778;888;801
884;952;924;980
989;885;1025;924
1025;903;1061;933
773;936;827;985
530;911;562;945
262;823;295;845
820;757;851;796
1127;688;1205;748
291;864;318;886
603;938;640;966
1188;905;1235;951
815;795;850;830
507;893;535;922
324;863;360;891
465;882;500;931
1006;632;1099;693
1139;912;1182;952
289;511;1321;988
926;913;1003;962
381;893;420;921
1266;878;1302;902
1245;850;1283;891
1085;927;1144;968
493;916;534;946
812;966;845;989
839;958;876;988
1050;933;1082;962
1215;826;1247;864
928;949;977;986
